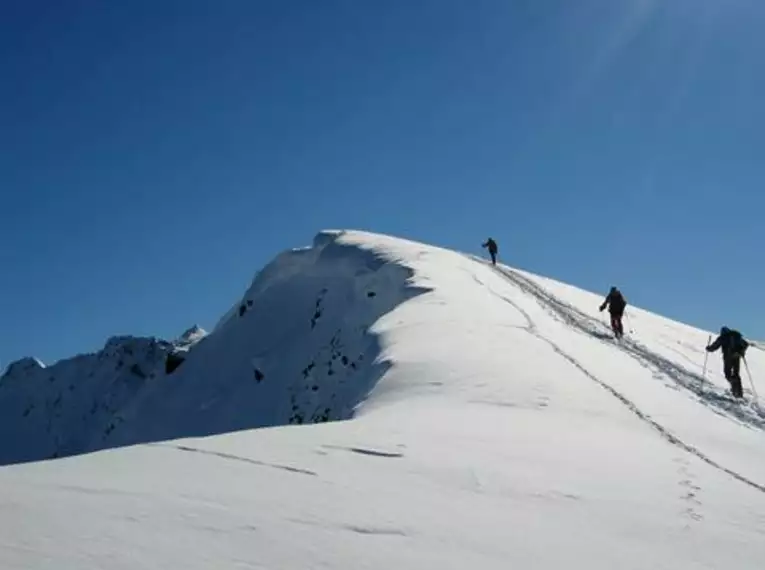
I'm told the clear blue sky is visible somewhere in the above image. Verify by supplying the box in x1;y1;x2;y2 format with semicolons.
2;0;763;367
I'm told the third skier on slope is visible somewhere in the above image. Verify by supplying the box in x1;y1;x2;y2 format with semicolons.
599;286;627;339
706;326;749;398
482;238;498;266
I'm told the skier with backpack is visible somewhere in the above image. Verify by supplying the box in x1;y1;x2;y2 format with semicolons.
599;286;627;339
706;326;749;398
482;238;498;265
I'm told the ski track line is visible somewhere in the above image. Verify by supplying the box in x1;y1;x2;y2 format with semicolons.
493;264;765;430
542;334;765;495
654;338;705;369
472;260;765;495
322;444;405;459
155;443;318;476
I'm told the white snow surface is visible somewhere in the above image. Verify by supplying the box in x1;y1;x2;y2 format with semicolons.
1;229;764;568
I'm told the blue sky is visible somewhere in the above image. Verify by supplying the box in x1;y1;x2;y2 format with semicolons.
1;0;763;367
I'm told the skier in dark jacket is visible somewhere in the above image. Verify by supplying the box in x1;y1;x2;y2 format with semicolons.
706;327;749;398
482;238;498;265
599;286;627;338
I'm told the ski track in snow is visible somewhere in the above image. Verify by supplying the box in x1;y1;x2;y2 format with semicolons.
157;443;318;476
345;447;404;458
343;525;409;537
287;516;410;539
471;259;765;495
654;338;705;369
497;269;765;424
493;265;765;427
321;444;405;458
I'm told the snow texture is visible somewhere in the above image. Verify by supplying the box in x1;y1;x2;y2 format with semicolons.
1;229;764;569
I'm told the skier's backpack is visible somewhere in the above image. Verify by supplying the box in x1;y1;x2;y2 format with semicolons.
611;290;626;311
731;330;749;356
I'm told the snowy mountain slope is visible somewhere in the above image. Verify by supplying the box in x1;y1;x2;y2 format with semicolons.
0;326;209;464
0;335;173;464
0;231;430;463
1;230;764;569
479;263;765;488
104;231;431;449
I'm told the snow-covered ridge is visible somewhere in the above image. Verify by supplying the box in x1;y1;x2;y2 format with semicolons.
0;230;429;464
2;356;46;377
0;335;175;463
105;230;431;450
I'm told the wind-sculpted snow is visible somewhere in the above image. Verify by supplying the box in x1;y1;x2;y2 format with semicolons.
0;231;430;464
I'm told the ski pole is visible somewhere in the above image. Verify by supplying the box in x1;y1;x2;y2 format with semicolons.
625;312;634;334
702;335;711;383
743;357;758;401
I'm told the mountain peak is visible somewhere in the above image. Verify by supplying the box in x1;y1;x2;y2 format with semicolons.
178;324;207;344
1;356;45;379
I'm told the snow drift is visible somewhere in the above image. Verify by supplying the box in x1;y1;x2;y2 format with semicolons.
1;229;764;569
